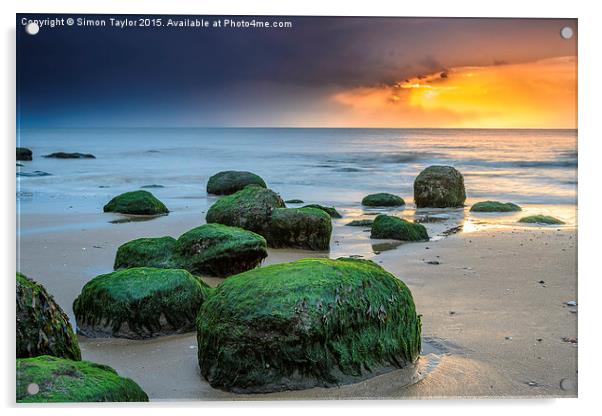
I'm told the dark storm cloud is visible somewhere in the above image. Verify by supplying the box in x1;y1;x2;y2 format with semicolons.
16;14;576;126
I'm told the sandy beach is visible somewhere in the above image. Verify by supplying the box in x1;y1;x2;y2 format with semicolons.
16;207;577;400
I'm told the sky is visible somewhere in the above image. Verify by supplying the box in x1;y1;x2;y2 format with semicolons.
17;15;577;129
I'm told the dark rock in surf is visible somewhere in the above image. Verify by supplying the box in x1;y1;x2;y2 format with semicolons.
413;166;466;208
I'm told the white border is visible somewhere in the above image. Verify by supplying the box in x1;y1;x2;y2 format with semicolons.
3;1;600;415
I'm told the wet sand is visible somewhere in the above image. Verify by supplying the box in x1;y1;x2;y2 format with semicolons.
16;210;577;400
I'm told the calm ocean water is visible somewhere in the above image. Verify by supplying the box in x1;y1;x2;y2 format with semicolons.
16;127;577;223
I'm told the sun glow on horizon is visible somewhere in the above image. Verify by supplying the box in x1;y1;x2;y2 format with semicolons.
331;56;576;129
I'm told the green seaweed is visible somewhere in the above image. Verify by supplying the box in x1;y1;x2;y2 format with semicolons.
103;190;169;215
196;258;421;393
114;236;177;270
73;267;212;339
370;215;429;241
206;170;267;195
173;224;268;276
518;215;565;225
206;185;285;236
16;273;81;361
345;219;374;227
285;199;304;204
361;193;405;207
302;204;343;218
413;165;466;208
470;201;522;212
267;207;332;250
17;355;148;403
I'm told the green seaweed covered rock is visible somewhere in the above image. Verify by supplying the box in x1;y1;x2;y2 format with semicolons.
196;258;421;393
470;201;521;212
17;355;148;403
267;207;332;250
73;267;211;339
114;236;177;270
518;215;565;225
346;219;374;227
370;215;429;241
362;193;405;207
103;190;169;215
206;185;285;236
173;224;268;276
413;166;466;208
206;170;267;195
16;273;81;361
302;204;342;218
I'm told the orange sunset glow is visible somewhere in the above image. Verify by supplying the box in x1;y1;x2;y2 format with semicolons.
331;56;576;129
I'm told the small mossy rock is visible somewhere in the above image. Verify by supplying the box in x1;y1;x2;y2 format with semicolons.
17;147;32;161
371;215;429;241
73;267;211;339
114;236;177;270
285;199;304;204
346;219;374;227
413;165;466;208
206;185;285;236
470;201;521;212
17;355;148;403
103;190;169;215
518;215;565;225
173;224;268;277
43;152;95;159
362;193;405;207
16;273;81;361
302;204;342;218
206;170;267;195
267;207;332;250
197;258;421;393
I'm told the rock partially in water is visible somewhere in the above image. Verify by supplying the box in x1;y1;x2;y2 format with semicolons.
470;201;521;212
518;215;565;225
173;224;268;276
16;355;148;403
140;184;165;189
362;193;405;207
371;215;429;241
206;185;285;236
413;166;466;208
73;267;211;339
43;152;95;159
17;171;51;177
196;258;421;393
206;170;267;195
267;207;332;250
103;190;169;215
17;273;81;361
346;219;374;227
302;204;343;218
285;199;304;204
17;147;32;161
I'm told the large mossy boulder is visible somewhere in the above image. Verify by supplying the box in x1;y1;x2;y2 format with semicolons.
196;258;422;393
173;224;268;276
206;170;267;195
362;193;405;207
114;236;177;270
16;273;81;361
370;215;428;241
73;267;211;339
206;185;285;236
302;204;342;218
267;207;332;250
518;215;565;225
470;200;522;212
17;147;32;161
413;165;466;208
17;355;148;403
103;190;169;215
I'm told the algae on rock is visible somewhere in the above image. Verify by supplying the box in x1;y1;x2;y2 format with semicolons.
267;207;332;250
103;190;169;215
206;170;267;195
413;165;466;208
470;201;521;212
370;215;429;241
196;258;421;393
